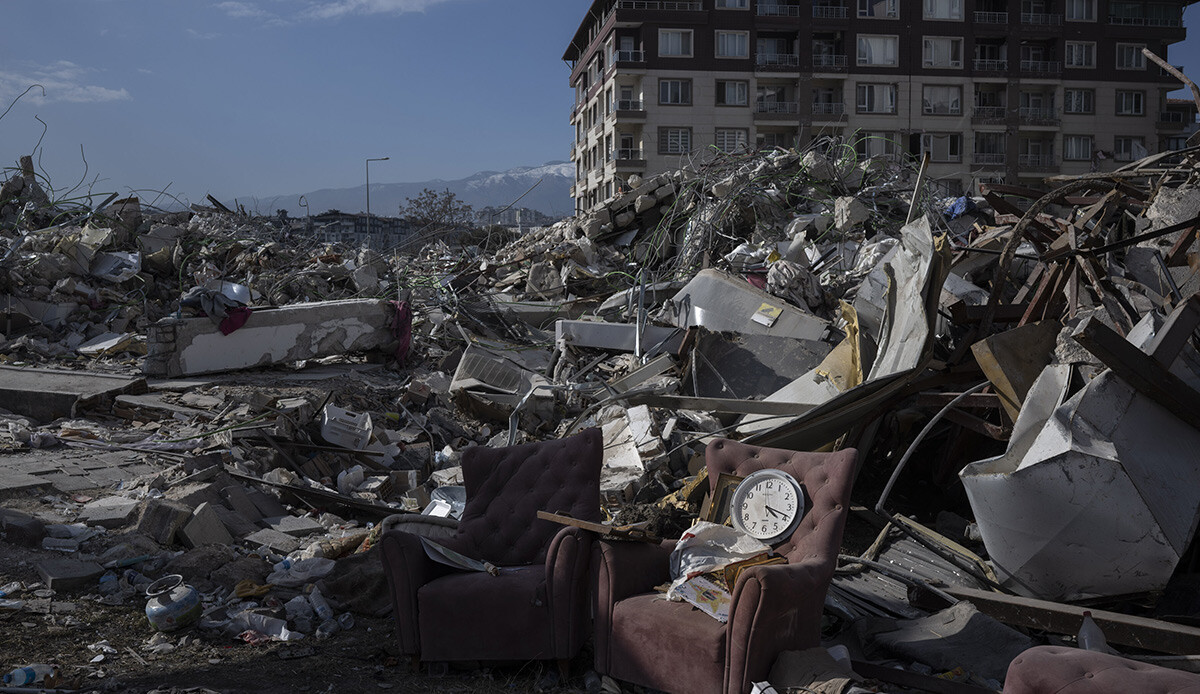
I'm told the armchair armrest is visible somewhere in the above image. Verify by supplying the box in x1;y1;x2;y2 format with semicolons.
726;556;835;694
379;529;451;656
545;526;596;658
592;538;676;676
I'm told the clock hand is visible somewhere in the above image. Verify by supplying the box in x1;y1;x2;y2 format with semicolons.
765;505;784;518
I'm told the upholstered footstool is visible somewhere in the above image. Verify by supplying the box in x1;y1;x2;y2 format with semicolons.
1004;646;1200;693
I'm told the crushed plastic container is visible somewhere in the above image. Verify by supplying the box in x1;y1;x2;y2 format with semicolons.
321;404;373;450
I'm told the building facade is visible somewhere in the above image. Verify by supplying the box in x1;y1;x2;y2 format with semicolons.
563;0;1195;213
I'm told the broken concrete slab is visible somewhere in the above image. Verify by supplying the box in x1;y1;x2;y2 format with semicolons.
180;502;234;548
77;496;139;529
220;485;263;521
36;558;104;591
244;528;302;554
210;503;260;538
143;298;398;378
262;515;324;538
555;319;684;356
0;508;47;546
0;365;147;422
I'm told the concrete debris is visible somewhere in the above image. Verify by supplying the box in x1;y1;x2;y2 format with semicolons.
7;137;1200;692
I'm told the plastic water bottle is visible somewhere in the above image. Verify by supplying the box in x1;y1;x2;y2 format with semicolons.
0;581;21;598
307;586;334;621
4;664;58;685
1078;611;1109;652
315;618;340;640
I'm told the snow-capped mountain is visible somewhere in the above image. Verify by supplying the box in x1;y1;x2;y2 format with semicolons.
259;162;574;220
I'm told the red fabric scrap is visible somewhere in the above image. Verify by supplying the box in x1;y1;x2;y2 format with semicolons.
220;306;253;335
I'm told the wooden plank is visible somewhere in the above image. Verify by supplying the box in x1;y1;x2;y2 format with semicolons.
943;409;1011;441
946;585;1200;655
625;393;814;416
1071;315;1200;432
1166;225;1199;267
535;511;659;543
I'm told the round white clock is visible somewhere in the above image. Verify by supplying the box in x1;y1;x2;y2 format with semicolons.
729;469;805;544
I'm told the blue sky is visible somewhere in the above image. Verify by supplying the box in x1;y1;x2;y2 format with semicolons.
2;1;1200;210
0;0;587;208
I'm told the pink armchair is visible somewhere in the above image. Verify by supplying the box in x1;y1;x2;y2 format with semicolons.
380;428;602;674
592;438;857;694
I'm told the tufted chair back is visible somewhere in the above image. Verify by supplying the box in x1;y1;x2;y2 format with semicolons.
705;438;856;564
451;427;603;567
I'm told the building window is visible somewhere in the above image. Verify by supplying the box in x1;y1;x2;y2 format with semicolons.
757;131;796;149
715;129;749;152
856;83;897;113
1164;135;1188;151
922;37;963;68
659;29;693;57
1116;43;1146;70
1065;88;1095;114
922;85;962;115
1065;41;1095;68
921;133;962;162
716;31;749;58
1066;0;1096;20
717;80;749;106
1116;90;1145;115
715;0;748;7
923;0;962;20
659;127;692;154
855;132;897;158
858;0;898;17
1115;136;1147;161
659;79;692;105
857;35;898;66
1063;135;1093;160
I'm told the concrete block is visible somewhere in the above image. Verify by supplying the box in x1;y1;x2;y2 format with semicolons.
615;211;636;228
655;183;676;199
246;489;287;518
0;509;46;547
635;195;657;214
262;515;324;538
244;528;301;554
165;481;222;511
210;502;259;539
593;207;612;225
135;498;193;546
0;469;51;494
220;485;263;520
36;558;104;592
78;497;139;529
143;298;398;378
180;502;234;548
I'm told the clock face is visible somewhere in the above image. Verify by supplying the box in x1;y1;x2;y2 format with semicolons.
729;469;805;543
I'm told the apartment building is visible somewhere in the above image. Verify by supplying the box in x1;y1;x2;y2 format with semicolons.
563;0;1195;213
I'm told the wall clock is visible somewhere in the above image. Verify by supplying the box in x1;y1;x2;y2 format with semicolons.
729;469;805;544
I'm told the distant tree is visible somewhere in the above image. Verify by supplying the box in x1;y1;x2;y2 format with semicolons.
399;188;475;231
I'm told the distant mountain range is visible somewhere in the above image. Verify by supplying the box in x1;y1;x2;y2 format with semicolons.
252;162;574;220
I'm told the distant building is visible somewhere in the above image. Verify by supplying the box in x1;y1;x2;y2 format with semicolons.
564;0;1196;212
476;206;564;228
309;210;411;250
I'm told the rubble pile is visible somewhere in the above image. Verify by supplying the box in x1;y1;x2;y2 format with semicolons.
5;137;1200;693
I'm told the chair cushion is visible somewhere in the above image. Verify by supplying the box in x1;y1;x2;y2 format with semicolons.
454;428;602;567
417;566;553;661
1005;646;1200;694
609;593;726;694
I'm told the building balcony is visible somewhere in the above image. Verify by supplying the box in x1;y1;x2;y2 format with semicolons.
972;105;1008;123
1020;59;1061;75
610;149;647;168
1108;14;1145;25
755;101;802;117
1019;154;1057;170
1147;16;1182;27
1020;12;1062;26
614;100;646;119
615;50;645;63
812;53;848;71
812;5;848;19
974;11;1009;23
973;58;1008;72
615;1;702;10
1158;112;1191;130
757;2;803;16
1019;106;1059;124
973;153;1007;166
756;53;801;71
810;102;845;116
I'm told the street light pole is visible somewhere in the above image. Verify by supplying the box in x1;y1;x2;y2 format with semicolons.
365;156;389;233
298;195;310;232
